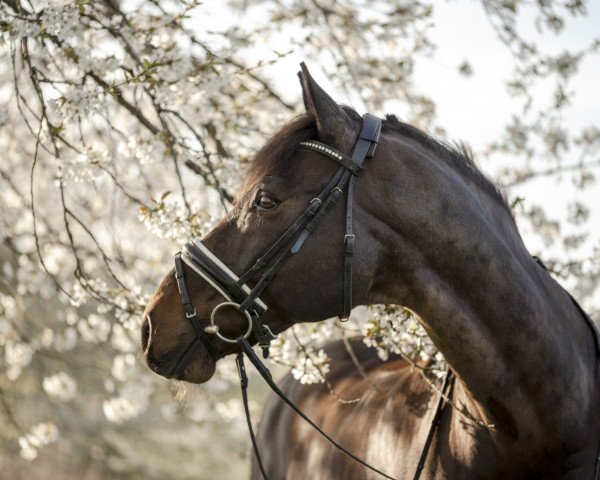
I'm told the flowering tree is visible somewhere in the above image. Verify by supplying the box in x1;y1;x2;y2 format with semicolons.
0;0;598;477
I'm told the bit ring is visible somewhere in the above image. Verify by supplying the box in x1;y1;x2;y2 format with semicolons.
207;302;253;344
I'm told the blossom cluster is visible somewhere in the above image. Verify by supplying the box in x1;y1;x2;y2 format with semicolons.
362;305;446;376
269;305;447;387
42;372;77;402
269;320;339;384
19;422;59;461
291;348;331;384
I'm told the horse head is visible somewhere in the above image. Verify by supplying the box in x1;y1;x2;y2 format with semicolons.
142;65;393;383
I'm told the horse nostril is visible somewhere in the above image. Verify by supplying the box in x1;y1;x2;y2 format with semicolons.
141;315;151;352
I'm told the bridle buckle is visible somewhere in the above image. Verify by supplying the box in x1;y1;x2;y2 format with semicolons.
344;234;355;254
185;308;197;319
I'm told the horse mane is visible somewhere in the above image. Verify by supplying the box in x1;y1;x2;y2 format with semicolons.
382;114;512;215
240;107;511;215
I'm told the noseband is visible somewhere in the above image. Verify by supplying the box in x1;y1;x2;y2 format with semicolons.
174;113;382;359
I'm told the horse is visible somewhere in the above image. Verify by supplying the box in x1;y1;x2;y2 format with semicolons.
141;63;600;478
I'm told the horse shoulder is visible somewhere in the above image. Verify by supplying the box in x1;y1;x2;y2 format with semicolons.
252;338;440;480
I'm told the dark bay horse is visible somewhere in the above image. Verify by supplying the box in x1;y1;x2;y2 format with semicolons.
142;64;600;478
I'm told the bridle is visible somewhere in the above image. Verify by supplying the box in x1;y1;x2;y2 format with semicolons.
174;112;383;360
171;113;600;479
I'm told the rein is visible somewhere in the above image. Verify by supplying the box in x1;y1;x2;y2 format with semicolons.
235;336;454;480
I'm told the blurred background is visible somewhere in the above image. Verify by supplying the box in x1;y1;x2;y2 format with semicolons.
0;0;599;478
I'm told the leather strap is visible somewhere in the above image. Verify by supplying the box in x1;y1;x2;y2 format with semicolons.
343;174;356;320
236;352;270;479
174;254;223;360
290;169;351;253
358;112;382;156
413;370;454;480
341;113;382;319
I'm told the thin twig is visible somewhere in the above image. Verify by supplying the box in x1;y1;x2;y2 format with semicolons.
337;324;384;394
292;327;362;404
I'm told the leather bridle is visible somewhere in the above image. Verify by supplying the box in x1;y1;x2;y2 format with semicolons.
174;112;382;360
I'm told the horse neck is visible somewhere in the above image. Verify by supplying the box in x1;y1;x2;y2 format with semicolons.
362;133;599;452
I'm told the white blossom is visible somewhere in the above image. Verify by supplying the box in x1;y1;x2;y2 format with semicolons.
103;376;153;423
103;397;139;424
291;349;330;385
45;99;63;125
110;324;137;353
111;353;137;381
19;422;59;461
78;314;111;343
4;341;34;380
43;372;77;402
53;327;78;352
362;305;445;374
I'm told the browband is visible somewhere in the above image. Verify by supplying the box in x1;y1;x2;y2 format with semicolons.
299;141;362;175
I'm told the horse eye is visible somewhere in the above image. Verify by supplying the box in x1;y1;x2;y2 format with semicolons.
255;193;279;211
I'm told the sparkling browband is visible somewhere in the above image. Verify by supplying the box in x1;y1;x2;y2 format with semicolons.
299;141;362;175
300;141;345;160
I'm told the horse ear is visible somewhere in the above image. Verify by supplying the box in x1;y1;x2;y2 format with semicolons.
298;62;356;148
